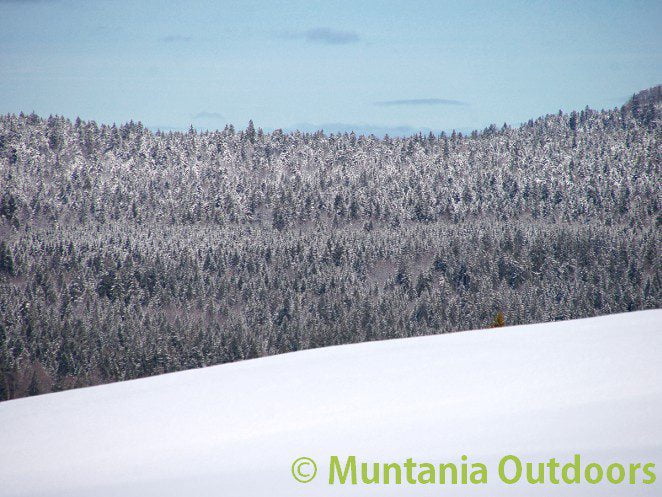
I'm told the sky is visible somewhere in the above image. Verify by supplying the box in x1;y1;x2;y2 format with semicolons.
0;0;660;136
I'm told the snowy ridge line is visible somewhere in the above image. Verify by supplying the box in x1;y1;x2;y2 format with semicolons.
1;309;661;496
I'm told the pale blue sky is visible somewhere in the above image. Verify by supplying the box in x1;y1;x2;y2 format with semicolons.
1;0;660;135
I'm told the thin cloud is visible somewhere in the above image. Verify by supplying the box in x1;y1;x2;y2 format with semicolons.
375;98;468;107
193;112;224;120
279;27;360;45
304;28;359;45
160;35;192;43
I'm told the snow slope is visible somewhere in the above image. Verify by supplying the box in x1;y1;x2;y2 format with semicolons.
1;310;661;496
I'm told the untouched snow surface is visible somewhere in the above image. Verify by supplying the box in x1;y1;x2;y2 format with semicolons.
1;310;661;496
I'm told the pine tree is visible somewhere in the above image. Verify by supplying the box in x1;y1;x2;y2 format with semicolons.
0;242;14;276
245;120;256;143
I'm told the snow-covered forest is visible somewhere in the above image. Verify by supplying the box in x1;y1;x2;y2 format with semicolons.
0;86;659;400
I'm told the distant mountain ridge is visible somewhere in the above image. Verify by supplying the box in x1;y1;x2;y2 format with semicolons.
622;84;662;125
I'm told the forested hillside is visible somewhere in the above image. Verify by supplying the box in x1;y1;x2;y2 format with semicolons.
0;87;660;400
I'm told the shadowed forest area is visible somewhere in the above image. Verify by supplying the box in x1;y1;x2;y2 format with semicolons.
0;86;659;400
